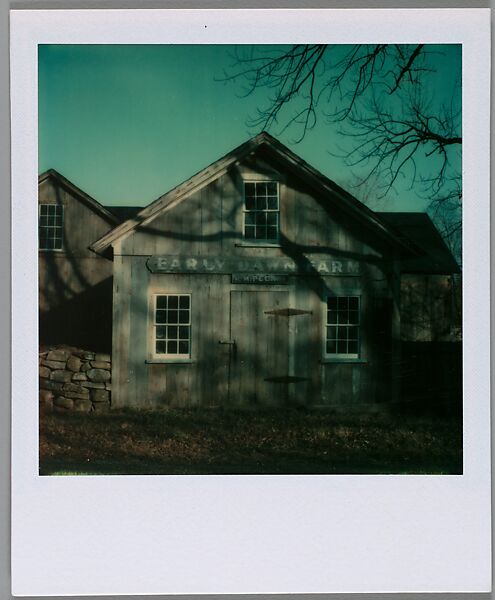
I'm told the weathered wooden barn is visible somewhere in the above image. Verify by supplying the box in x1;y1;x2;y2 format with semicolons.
84;132;459;410
38;170;120;351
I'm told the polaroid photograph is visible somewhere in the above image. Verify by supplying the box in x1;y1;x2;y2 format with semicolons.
11;8;491;596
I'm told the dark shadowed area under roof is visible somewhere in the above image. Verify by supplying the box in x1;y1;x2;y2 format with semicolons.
377;212;460;275
105;206;143;221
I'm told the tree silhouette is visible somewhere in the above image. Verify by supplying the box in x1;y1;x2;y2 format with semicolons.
221;44;462;253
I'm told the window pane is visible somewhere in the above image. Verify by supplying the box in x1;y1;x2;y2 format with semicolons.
348;310;359;324
245;196;255;210
156;326;167;339
327;297;338;310
156;341;167;354
156;309;167;324
255;212;266;225
154;295;191;357
348;341;358;354
267;196;278;210
326;340;337;354
326;295;360;357
256;196;267;210
245;212;255;225
267;182;277;195
349;297;359;310
245;182;255;196
243;181;279;241
245;226;255;239
256;182;267;195
156;296;167;309
348;327;359;341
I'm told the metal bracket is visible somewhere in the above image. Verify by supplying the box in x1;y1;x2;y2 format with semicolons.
264;308;313;317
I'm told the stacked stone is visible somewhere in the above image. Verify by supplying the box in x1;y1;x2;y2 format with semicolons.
39;347;111;412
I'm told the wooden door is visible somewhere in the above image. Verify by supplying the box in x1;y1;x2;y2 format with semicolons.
229;290;289;407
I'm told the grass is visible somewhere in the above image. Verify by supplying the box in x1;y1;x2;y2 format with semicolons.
39;407;463;475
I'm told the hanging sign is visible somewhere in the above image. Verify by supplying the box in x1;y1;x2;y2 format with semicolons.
147;255;361;276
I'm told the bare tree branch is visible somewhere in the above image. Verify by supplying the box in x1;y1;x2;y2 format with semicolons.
220;43;462;256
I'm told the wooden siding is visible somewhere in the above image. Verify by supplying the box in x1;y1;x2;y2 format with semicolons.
112;269;399;409
121;155;388;264
112;153;401;409
39;177;115;309
39;178;115;260
39;176;115;350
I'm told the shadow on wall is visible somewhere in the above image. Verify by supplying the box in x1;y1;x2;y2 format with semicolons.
39;276;113;353
400;341;462;414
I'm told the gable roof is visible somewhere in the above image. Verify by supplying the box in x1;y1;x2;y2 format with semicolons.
38;169;120;226
90;132;415;257
377;212;460;274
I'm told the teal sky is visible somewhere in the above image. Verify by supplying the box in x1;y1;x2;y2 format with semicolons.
39;44;461;212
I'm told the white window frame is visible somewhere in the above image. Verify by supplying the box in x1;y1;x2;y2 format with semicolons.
151;293;192;360
39;203;64;251
324;294;361;360
242;180;280;243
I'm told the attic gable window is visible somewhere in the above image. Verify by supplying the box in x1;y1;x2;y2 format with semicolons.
39;204;63;250
243;181;279;242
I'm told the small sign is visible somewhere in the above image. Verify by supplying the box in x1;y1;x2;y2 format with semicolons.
232;273;288;285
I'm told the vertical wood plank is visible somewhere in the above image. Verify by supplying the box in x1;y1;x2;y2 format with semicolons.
126;256;150;408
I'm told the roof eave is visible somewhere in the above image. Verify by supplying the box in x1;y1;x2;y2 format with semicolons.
39;169;120;226
90;132;417;256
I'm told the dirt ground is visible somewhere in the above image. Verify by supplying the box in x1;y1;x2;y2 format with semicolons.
39;406;463;475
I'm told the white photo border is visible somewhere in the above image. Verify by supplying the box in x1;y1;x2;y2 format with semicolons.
10;8;491;596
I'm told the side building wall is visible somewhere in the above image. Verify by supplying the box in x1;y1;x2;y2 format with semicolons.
39;175;116;351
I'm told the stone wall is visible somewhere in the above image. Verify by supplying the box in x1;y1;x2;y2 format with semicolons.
39;346;111;412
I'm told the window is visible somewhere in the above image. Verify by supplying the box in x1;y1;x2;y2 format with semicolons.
243;181;279;241
39;204;63;250
325;296;360;358
153;294;191;358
